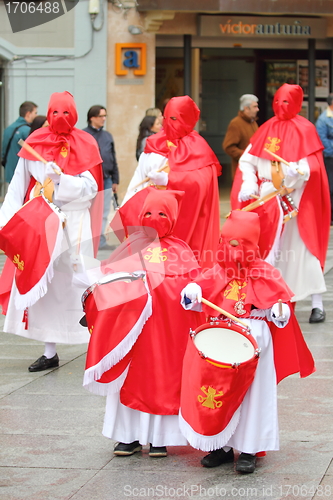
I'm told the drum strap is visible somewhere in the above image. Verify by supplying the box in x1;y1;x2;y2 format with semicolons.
33;178;54;203
271;160;285;190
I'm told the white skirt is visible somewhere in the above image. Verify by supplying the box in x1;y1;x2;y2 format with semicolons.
276;218;326;301
103;394;188;447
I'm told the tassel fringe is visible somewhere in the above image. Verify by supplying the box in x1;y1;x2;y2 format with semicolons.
14;200;65;310
83;278;152;388
83;365;129;396
178;407;241;452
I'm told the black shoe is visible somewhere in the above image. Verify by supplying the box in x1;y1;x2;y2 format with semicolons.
201;448;234;468
309;308;326;324
149;444;168;457
236;452;256;473
113;441;142;456
28;354;59;372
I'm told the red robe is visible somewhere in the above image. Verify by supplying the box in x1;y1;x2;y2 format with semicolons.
0;92;103;314
84;230;205;415
144;96;221;270
231;84;331;269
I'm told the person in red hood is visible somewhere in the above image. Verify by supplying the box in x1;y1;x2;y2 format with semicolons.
82;188;205;458
180;210;315;474
122;96;221;270
0;91;103;372
232;84;330;324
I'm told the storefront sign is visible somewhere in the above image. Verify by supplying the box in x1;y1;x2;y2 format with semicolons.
115;43;146;76
200;16;327;39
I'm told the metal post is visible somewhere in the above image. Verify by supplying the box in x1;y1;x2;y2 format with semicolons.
184;34;191;97
308;39;316;124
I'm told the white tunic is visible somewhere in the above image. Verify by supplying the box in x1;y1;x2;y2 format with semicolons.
122;153;168;205
0;158;98;344
239;145;326;301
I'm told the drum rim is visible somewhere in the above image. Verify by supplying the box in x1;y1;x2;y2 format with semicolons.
81;271;142;309
192;321;259;368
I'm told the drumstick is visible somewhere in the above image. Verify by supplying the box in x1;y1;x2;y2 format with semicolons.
132;164;169;189
263;147;304;175
18;139;61;175
278;299;283;317
201;297;249;328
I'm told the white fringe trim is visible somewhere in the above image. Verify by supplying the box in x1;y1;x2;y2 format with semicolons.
264;199;283;266
178;406;241;452
14;200;65;310
83;365;129;396
83;277;152;387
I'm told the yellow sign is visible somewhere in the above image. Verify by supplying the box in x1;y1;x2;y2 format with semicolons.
115;43;146;76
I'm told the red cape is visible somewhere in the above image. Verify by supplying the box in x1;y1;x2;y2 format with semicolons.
145;129;221;175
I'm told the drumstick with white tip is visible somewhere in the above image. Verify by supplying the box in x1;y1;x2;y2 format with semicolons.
18;139;61;175
201;297;249;328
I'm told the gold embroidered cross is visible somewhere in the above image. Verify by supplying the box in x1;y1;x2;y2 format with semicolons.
13;254;24;271
198;386;223;409
144;247;168;263
264;137;281;153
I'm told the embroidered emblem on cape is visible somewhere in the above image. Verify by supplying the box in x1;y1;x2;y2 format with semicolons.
144;247;168;263
224;279;246;301
89;325;94;335
13;254;24;271
265;137;281;153
166;140;176;149
198;386;223;409
234;300;247;316
60;146;68;158
224;279;247;316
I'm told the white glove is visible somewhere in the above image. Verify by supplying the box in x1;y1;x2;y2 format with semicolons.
45;161;62;184
285;162;300;178
238;186;257;202
147;169;168;186
180;283;202;311
270;302;291;328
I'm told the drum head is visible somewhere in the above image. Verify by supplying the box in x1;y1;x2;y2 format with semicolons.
194;327;255;364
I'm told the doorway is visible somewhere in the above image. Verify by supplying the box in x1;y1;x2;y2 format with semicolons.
200;48;256;187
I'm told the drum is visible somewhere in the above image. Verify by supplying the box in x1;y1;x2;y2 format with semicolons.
83;271;152;390
0;194;66;309
179;320;260;449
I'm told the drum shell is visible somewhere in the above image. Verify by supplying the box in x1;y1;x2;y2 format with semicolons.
180;321;259;437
